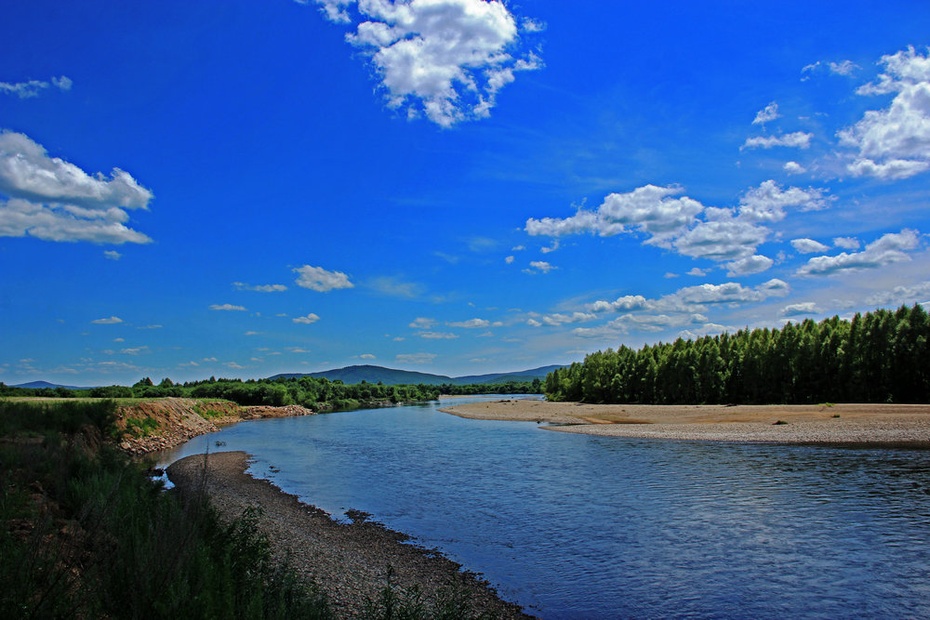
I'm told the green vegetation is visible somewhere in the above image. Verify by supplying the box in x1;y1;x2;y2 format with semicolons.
1;374;543;411
0;399;331;618
546;304;930;405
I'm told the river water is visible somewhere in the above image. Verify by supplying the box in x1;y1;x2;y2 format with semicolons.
159;397;930;618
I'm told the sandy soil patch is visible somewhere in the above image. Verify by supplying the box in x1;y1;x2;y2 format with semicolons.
440;400;930;447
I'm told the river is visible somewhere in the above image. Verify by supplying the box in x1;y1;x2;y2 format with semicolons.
159;396;930;618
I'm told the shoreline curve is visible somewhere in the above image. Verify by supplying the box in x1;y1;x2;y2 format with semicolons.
166;451;533;619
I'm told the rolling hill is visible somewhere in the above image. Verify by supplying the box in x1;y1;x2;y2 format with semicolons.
268;364;562;386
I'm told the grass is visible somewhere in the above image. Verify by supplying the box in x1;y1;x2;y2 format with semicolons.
0;399;332;619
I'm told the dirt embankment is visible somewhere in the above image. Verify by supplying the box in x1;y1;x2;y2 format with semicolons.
116;398;313;455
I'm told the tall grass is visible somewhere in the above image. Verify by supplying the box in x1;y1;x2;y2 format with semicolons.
0;399;331;619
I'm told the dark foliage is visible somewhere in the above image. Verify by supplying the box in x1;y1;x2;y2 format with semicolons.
546;305;930;405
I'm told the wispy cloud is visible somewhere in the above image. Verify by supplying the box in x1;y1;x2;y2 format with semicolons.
0;75;71;99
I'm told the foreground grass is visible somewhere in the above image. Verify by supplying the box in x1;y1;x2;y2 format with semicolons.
0;399;331;619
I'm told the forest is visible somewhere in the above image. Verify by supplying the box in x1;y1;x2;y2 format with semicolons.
545;305;930;405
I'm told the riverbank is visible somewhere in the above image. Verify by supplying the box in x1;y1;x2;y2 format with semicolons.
167;451;532;619
440;400;930;447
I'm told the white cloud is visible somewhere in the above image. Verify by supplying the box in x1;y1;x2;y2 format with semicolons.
866;281;930;307
738;180;828;223
293;313;321;324
687;267;707;277
839;46;930;179
395;352;437;365
447;318;490;328
783;161;806;174
791;238;830;254
419;331;458;339
833;236;860;250
753;101;780;125
525;184;703;243
540;312;597;326
523;260;556;274
504;255;515;264
674;208;768;261
781;302;820;316
316;0;542;127
104;250;121;260
802;60;859;79
409;316;437;329
293;265;354;292
797;229;921;276
588;295;647;313
92;316;124;325
741;131;813;150
0;131;152;244
525;180;834;271
359;353;377;359
368;275;423;298
210;304;247;311
0;75;72;99
234;282;288;292
725;254;774;276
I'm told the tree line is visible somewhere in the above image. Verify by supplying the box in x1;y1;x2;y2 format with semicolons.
0;375;542;410
545;305;930;405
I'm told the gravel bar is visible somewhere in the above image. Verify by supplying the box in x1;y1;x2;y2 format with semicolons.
166;451;532;619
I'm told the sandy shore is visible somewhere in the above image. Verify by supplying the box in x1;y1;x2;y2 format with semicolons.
166;451;531;619
440;400;930;447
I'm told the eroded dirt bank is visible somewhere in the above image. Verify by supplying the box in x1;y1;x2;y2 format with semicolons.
116;398;313;454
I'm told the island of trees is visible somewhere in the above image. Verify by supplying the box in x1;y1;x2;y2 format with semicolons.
545;305;929;405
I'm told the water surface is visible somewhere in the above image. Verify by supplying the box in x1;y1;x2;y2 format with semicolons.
160;397;930;618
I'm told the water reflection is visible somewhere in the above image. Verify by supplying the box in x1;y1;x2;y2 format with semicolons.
159;398;930;619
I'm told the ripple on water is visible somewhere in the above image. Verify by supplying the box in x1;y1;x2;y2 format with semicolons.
159;399;930;619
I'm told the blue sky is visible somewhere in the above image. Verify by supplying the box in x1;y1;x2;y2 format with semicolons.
2;1;930;386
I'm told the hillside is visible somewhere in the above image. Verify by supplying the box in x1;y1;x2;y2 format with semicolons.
269;364;562;386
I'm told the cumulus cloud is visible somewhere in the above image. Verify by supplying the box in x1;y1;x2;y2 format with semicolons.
0;75;72;99
210;304;247;311
742;131;813;150
526;180;833;272
725;254;774;277
0;131;153;244
293;313;321;324
737;180;829;223
293;265;354;292
839;46;930;179
797;229;921;276
783;161;806;174
312;0;542;127
833;236;860;250
781;302;820;316
525;184;703;243
791;238;830;254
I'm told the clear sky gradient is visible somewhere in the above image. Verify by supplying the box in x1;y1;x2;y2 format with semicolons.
2;1;930;385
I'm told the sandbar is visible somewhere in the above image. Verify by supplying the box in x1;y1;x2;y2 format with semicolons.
439;400;930;447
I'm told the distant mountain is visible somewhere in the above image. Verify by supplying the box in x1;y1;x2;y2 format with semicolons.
11;380;89;390
268;364;562;386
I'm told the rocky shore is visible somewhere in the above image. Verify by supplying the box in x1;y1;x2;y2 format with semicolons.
441;400;930;447
167;451;532;619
